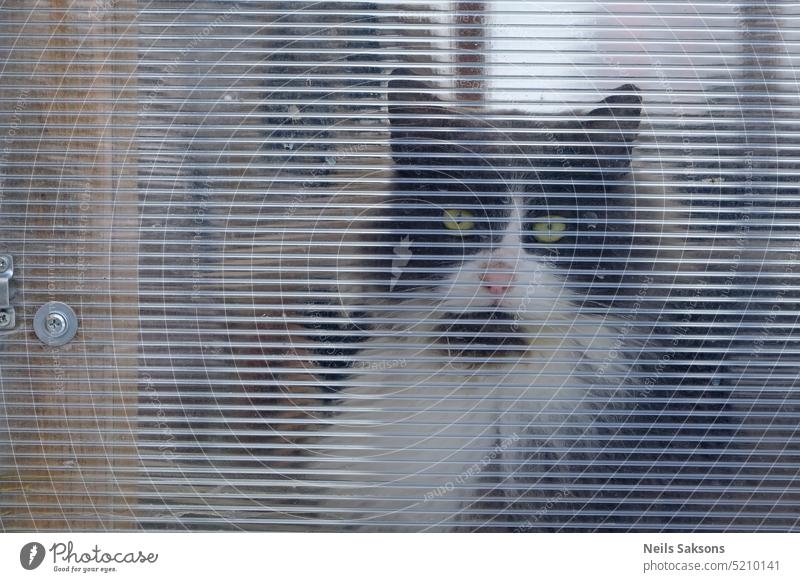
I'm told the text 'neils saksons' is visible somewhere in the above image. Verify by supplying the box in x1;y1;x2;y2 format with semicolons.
644;543;725;554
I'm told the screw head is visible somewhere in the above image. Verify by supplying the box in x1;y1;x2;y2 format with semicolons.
34;302;78;346
0;311;11;327
44;312;68;337
0;256;9;273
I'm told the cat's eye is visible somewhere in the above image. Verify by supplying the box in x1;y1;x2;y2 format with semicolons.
442;209;475;233
531;215;568;242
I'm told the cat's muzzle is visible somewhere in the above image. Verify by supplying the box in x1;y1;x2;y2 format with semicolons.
434;310;530;361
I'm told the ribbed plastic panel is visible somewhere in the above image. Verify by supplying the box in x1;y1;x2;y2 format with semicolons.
2;1;800;531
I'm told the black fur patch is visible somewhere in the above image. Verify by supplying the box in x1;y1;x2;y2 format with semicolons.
435;310;529;359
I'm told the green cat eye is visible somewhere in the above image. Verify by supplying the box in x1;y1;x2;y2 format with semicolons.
531;215;568;243
442;209;475;232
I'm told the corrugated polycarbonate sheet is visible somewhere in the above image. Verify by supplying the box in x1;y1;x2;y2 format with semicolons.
1;1;800;531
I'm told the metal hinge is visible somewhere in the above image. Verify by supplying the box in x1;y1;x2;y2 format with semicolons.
0;255;15;330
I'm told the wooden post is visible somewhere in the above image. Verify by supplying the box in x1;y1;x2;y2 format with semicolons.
1;0;139;531
455;2;486;105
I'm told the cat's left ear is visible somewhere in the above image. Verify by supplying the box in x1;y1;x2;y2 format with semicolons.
582;84;642;153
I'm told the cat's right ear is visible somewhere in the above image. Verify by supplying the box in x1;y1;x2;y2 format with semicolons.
387;68;447;118
387;69;454;160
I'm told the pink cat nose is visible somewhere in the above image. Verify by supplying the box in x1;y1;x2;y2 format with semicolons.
480;262;516;295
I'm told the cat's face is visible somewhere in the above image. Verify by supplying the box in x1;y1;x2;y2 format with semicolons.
384;72;641;355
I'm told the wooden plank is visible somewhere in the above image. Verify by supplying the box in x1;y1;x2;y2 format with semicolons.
1;0;139;531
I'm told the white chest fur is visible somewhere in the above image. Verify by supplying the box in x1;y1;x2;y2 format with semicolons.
307;319;625;531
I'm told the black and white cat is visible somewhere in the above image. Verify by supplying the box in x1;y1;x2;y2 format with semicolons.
304;72;644;530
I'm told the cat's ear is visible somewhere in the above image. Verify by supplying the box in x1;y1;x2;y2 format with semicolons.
387;69;456;160
387;68;447;118
582;84;642;153
564;84;641;182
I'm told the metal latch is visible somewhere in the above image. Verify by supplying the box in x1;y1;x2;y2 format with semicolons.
0;255;15;330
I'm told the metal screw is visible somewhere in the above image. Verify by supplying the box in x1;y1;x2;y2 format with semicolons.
44;312;68;338
0;311;11;328
0;256;9;273
34;302;78;346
